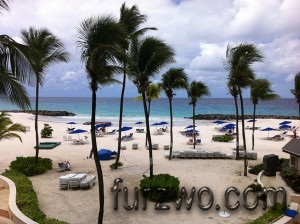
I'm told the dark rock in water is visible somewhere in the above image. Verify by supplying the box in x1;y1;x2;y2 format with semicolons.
185;114;299;120
3;110;76;117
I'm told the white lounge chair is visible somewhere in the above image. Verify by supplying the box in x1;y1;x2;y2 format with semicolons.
80;175;96;188
59;173;77;189
67;135;72;141
63;136;68;141
69;173;87;189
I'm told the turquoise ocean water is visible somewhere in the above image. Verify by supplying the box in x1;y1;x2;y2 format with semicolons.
0;97;298;126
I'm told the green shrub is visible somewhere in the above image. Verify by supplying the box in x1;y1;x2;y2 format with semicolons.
212;135;234;142
249;163;264;175
41;123;53;138
10;157;52;176
247;203;285;224
280;160;300;193
109;162;123;170
140;174;180;202
2;169;68;223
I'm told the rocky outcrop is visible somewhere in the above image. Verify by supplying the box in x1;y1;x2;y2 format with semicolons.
3;110;76;117
185;114;299;120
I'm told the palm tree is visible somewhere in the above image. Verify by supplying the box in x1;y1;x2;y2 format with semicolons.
161;68;188;160
21;27;69;164
225;43;263;176
77;15;125;223
0;0;35;109
227;82;240;160
128;36;175;179
0;112;26;142
250;79;279;150
135;83;161;147
187;81;210;149
115;3;156;167
291;72;300;117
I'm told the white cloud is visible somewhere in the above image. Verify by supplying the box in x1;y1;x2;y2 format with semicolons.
1;0;299;97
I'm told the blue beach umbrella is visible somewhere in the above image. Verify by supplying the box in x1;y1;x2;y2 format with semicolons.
261;127;277;138
279;121;291;125
213;120;226;124
152;122;163;130
279;124;292;130
69;129;87;139
134;121;144;129
185;125;197;129
185;129;199;133
67;122;76;128
117;126;132;132
247;119;257;123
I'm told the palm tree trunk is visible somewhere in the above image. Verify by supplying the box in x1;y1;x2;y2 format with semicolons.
234;95;240;160
168;97;173;160
115;64;126;166
238;89;247;176
252;103;257;150
193;104;196;149
145;100;151;147
142;91;153;179
91;88;104;224
34;81;39;164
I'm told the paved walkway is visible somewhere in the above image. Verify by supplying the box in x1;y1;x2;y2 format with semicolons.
0;182;13;224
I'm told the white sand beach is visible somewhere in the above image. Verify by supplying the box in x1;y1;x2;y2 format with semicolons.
1;113;298;224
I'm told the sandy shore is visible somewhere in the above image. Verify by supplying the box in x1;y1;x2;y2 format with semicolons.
1;113;298;224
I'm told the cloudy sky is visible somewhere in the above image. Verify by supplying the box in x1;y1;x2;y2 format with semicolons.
2;0;300;98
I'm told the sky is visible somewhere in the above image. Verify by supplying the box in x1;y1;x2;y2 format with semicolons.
1;0;300;98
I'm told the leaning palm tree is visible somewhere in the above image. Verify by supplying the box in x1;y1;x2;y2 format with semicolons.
128;36;175;179
77;15;125;223
227;81;240;160
21;27;69;164
161;68;188;160
115;3;156;168
291;72;300;117
0;112;26;142
250;79;279;150
0;0;35;109
187;81;210;149
136;83;161;147
225;43;263;176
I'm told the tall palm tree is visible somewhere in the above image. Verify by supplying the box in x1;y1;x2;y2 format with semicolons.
227;82;240;160
21;27;69;164
0;112;26;142
187;81;210;149
250;79;279;150
225;43;263;176
115;3;156;167
77;15;125;223
291;72;300;117
0;0;35;109
128;36;174;179
161;68;188;160
135;83;161;147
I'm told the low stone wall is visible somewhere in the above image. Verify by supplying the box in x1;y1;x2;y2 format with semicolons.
0;175;38;224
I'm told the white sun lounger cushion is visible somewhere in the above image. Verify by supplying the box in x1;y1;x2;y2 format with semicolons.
69;173;87;188
59;173;77;189
80;175;96;188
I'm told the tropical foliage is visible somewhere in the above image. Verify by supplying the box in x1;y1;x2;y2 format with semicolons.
0;0;34;109
291;72;300;117
128;36;175;179
187;81;210;149
161;68;188;160
225;43;263;176
21;27;69;164
0;111;26;142
250;79;279;150
115;3;156;167
77;15;125;223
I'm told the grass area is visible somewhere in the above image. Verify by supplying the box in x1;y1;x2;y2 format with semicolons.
2;169;68;224
247;203;286;224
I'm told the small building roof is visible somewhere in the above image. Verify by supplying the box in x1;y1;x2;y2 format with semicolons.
282;139;300;157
